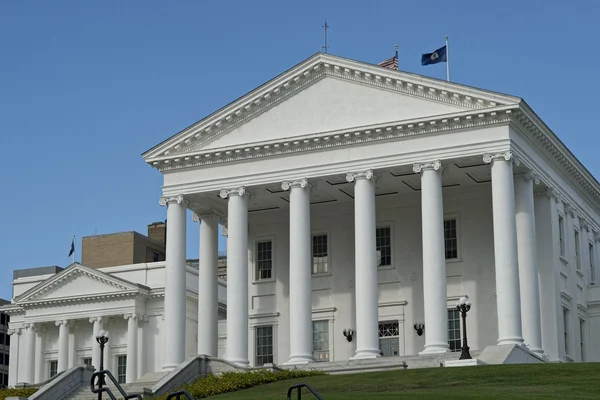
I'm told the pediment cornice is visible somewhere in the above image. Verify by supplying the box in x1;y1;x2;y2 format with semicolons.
143;53;517;163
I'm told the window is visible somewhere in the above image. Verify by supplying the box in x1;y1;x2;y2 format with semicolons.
3;353;7;366
590;243;596;284
559;215;565;257
0;314;5;325
312;321;329;362
153;251;160;262
580;319;585;362
574;230;581;270
444;219;458;260
2;373;6;386
378;322;400;337
0;354;3;364
0;333;4;345
563;308;570;355
117;355;127;384
448;309;461;352
5;335;9;347
256;241;273;280
312;234;329;274
255;326;273;366
83;358;92;367
49;361;58;378
376;227;392;267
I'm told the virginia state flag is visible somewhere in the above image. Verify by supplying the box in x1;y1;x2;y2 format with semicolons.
421;45;447;66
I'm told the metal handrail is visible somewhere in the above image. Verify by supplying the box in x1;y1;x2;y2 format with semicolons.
90;370;142;400
287;383;324;400
166;390;195;400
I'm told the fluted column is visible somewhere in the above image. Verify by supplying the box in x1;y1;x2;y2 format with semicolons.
90;316;104;370
193;211;219;357
282;179;314;364
220;187;249;365
56;320;70;373
484;151;524;345
160;195;187;370
124;314;138;382
514;172;543;354
413;160;449;354
22;323;37;383
346;170;380;359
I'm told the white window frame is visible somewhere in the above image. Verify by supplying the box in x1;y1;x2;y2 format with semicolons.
444;214;461;262
447;308;461;352
116;355;127;384
562;305;571;358
249;313;279;367
255;325;274;366
312;320;330;363
558;213;566;259
49;360;58;378
574;228;581;271
253;235;276;283
312;308;336;362
311;231;331;276
376;221;394;269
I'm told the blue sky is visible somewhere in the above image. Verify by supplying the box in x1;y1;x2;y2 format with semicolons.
0;1;598;300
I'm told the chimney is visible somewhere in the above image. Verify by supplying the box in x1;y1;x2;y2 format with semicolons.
147;221;167;245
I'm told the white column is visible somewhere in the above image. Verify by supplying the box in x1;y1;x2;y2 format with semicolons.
90;316;104;370
124;314;138;383
7;328;21;386
22;324;37;383
515;172;543;354
194;211;219;357
160;195;187;370
282;179;314;364
413;161;449;354
56;320;70;373
484;151;524;345
594;231;600;285
220;187;249;365
346;170;380;359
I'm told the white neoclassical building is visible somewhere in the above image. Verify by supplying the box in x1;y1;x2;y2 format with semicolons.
6;52;600;385
141;53;600;368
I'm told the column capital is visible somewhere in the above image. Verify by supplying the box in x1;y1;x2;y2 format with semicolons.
192;211;222;223
159;195;186;207
221;226;229;237
563;202;576;218
55;320;70;327
413;160;442;174
219;187;247;199
580;217;590;232
483;151;520;165
515;171;540;185
123;313;140;321
346;170;374;183
89;316;104;324
7;328;21;336
23;323;38;331
281;178;310;191
593;230;600;242
534;187;560;202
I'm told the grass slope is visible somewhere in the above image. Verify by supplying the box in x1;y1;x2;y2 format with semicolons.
212;363;600;399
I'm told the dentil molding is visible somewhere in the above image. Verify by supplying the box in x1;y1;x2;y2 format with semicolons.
346;170;374;183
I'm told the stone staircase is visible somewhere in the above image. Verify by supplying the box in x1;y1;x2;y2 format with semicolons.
62;371;167;400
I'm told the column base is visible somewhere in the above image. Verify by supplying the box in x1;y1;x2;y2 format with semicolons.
497;337;524;346
283;354;315;365
351;348;381;360
419;344;449;356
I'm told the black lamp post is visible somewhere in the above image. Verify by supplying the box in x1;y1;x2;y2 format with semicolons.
456;296;472;360
95;330;109;400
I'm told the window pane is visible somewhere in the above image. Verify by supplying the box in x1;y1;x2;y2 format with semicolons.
256;326;274;366
376;227;392;266
447;309;461;352
444;219;458;259
312;235;329;274
117;355;127;384
312;321;329;362
256;241;273;280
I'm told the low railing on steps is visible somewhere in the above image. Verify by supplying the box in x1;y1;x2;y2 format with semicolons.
287;383;324;399
90;370;142;400
166;390;195;400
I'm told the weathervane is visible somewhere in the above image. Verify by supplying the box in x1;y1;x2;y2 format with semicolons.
321;19;329;53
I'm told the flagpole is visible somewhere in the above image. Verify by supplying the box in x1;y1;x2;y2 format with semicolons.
446;36;450;82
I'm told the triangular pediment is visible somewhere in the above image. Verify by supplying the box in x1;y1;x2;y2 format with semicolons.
15;263;147;304
143;53;520;166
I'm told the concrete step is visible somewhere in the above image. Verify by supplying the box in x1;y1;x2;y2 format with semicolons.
62;375;163;400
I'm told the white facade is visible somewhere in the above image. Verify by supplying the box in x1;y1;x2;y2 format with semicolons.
142;53;600;368
3;262;227;385
6;53;600;384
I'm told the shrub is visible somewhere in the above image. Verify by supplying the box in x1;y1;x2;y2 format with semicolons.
154;369;324;399
0;387;38;399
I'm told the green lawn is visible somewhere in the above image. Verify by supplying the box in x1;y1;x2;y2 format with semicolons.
211;363;599;399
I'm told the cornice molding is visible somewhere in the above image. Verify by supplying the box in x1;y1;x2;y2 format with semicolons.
346;169;374;182
413;160;442;174
143;54;511;162
18;291;144;309
281;178;310;191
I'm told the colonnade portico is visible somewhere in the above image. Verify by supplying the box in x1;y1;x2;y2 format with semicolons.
161;151;546;366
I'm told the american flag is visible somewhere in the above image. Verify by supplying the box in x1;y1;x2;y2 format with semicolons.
378;46;399;70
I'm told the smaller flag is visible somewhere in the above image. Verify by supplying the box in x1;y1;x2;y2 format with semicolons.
68;237;75;257
378;45;399;70
421;45;447;66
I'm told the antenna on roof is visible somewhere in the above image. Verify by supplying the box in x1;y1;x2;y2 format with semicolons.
321;19;329;53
